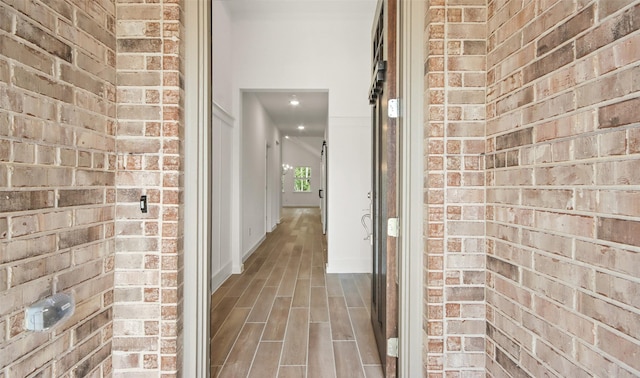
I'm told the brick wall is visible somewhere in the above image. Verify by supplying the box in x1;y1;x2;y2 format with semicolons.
113;0;184;376
424;0;487;375
486;0;640;376
0;0;116;376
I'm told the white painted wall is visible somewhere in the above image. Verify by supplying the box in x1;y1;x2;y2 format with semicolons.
241;92;280;259
282;137;323;207
211;2;235;287
327;117;372;272
213;1;233;111
231;4;376;273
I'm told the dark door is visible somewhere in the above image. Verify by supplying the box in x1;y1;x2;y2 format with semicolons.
369;0;398;376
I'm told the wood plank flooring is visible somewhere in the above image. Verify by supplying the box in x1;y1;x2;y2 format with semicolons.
211;208;383;378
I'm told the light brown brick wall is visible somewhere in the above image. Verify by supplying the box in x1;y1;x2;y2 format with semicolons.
0;0;184;376
0;0;116;376
113;0;184;376
486;0;640;376
424;0;488;375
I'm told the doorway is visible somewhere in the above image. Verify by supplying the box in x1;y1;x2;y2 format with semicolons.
184;0;424;376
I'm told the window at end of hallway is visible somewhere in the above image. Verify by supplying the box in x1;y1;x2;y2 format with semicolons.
294;166;311;192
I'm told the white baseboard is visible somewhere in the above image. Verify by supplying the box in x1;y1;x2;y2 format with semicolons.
326;259;372;274
243;235;266;262
210;262;232;292
232;263;244;274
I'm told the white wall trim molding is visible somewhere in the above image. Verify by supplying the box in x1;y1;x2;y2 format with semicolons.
398;0;424;376
232;254;244;274
211;99;234;291
211;262;233;293
214;101;235;125
183;0;212;376
243;234;266;262
326;259;371;274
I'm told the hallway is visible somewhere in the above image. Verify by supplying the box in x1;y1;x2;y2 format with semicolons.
210;208;383;377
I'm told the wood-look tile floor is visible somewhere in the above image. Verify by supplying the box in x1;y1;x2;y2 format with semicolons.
210;207;384;378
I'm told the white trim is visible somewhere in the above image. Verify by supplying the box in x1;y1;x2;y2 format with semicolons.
212;101;234;291
398;0;424;376
326;259;372;274
231;92;242;276
243;235;266;262
183;0;212;376
213;101;235;125
211;262;233;293
265;141;268;234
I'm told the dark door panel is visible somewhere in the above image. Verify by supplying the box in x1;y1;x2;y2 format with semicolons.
369;1;398;376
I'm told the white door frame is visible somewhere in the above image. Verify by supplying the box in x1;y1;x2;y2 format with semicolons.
182;0;424;375
398;0;424;376
266;141;271;233
183;0;212;376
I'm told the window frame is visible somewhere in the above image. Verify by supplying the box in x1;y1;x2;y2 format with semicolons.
293;166;312;193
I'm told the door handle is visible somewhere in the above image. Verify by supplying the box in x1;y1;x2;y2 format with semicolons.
361;213;372;242
319;189;323;198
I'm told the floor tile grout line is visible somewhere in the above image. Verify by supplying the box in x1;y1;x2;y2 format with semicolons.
254;214;292;376
209;295;242;341
328;270;340;378
346;299;369;377
214;320;246;376
244;323;265;378
337;273;367;376
352;270;375;372
215;213;290;375
247;230;289;373
274;218;301;370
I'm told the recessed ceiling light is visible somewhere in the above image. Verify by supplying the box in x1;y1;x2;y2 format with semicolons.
289;98;300;106
297;125;305;130
285;135;290;139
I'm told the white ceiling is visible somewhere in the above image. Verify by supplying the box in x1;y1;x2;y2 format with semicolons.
226;0;376;139
251;91;328;138
223;0;376;18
